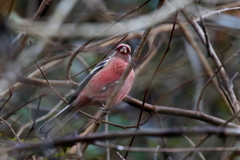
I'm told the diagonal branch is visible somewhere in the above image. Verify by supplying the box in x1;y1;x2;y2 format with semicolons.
181;8;240;115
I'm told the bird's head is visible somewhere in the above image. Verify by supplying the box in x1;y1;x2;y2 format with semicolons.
112;44;132;63
116;44;131;55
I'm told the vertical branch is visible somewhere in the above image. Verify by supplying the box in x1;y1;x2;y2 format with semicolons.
105;115;110;160
177;21;230;111
33;0;53;20
181;8;240;115
124;10;178;159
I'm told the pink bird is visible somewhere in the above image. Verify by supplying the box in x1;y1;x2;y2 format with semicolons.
38;44;135;138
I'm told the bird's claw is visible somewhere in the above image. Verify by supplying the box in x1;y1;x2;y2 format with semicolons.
100;107;110;115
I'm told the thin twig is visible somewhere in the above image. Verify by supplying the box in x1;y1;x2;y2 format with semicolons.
195;0;210;57
180;135;210;160
66;0;151;80
78;110;152;129
3;92;48;120
14;0;54;59
181;84;240;160
25;96;42;141
35;61;68;104
71;35;128;79
17;90;74;137
124;11;177;158
194;7;240;23
154;145;160;160
16;74;78;88
183;135;206;160
0;88;12;111
156;114;171;159
116;152;125;160
116;0;151;22
105;115;110;160
178;19;230;111
1;58;64;98
0;117;22;143
181;8;240;115
196;53;239;111
33;0;53;20
66;37;96;81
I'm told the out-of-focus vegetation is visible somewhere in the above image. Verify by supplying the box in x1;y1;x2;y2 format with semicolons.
1;0;240;159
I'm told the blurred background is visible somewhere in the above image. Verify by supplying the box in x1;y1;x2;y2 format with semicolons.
1;0;240;159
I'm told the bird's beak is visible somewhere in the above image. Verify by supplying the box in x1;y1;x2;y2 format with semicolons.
120;47;127;54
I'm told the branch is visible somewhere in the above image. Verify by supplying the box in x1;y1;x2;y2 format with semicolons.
35;61;68;104
178;20;230;109
181;8;240;114
94;141;240;153
16;74;78;88
3;127;240;154
124;96;239;128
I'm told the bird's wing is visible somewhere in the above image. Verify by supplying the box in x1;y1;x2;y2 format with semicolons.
68;57;110;104
38;58;110;138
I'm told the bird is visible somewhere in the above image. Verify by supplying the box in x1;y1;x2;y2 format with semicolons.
38;44;135;138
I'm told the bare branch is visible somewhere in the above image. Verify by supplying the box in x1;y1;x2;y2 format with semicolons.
4;127;240;154
35;61;68;104
124;96;239;128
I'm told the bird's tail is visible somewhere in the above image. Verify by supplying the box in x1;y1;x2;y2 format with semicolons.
38;105;77;139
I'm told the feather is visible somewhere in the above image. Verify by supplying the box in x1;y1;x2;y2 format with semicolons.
38;105;77;139
68;57;109;104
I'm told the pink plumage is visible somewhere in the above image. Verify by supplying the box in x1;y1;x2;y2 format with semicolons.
38;44;135;138
73;47;134;108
